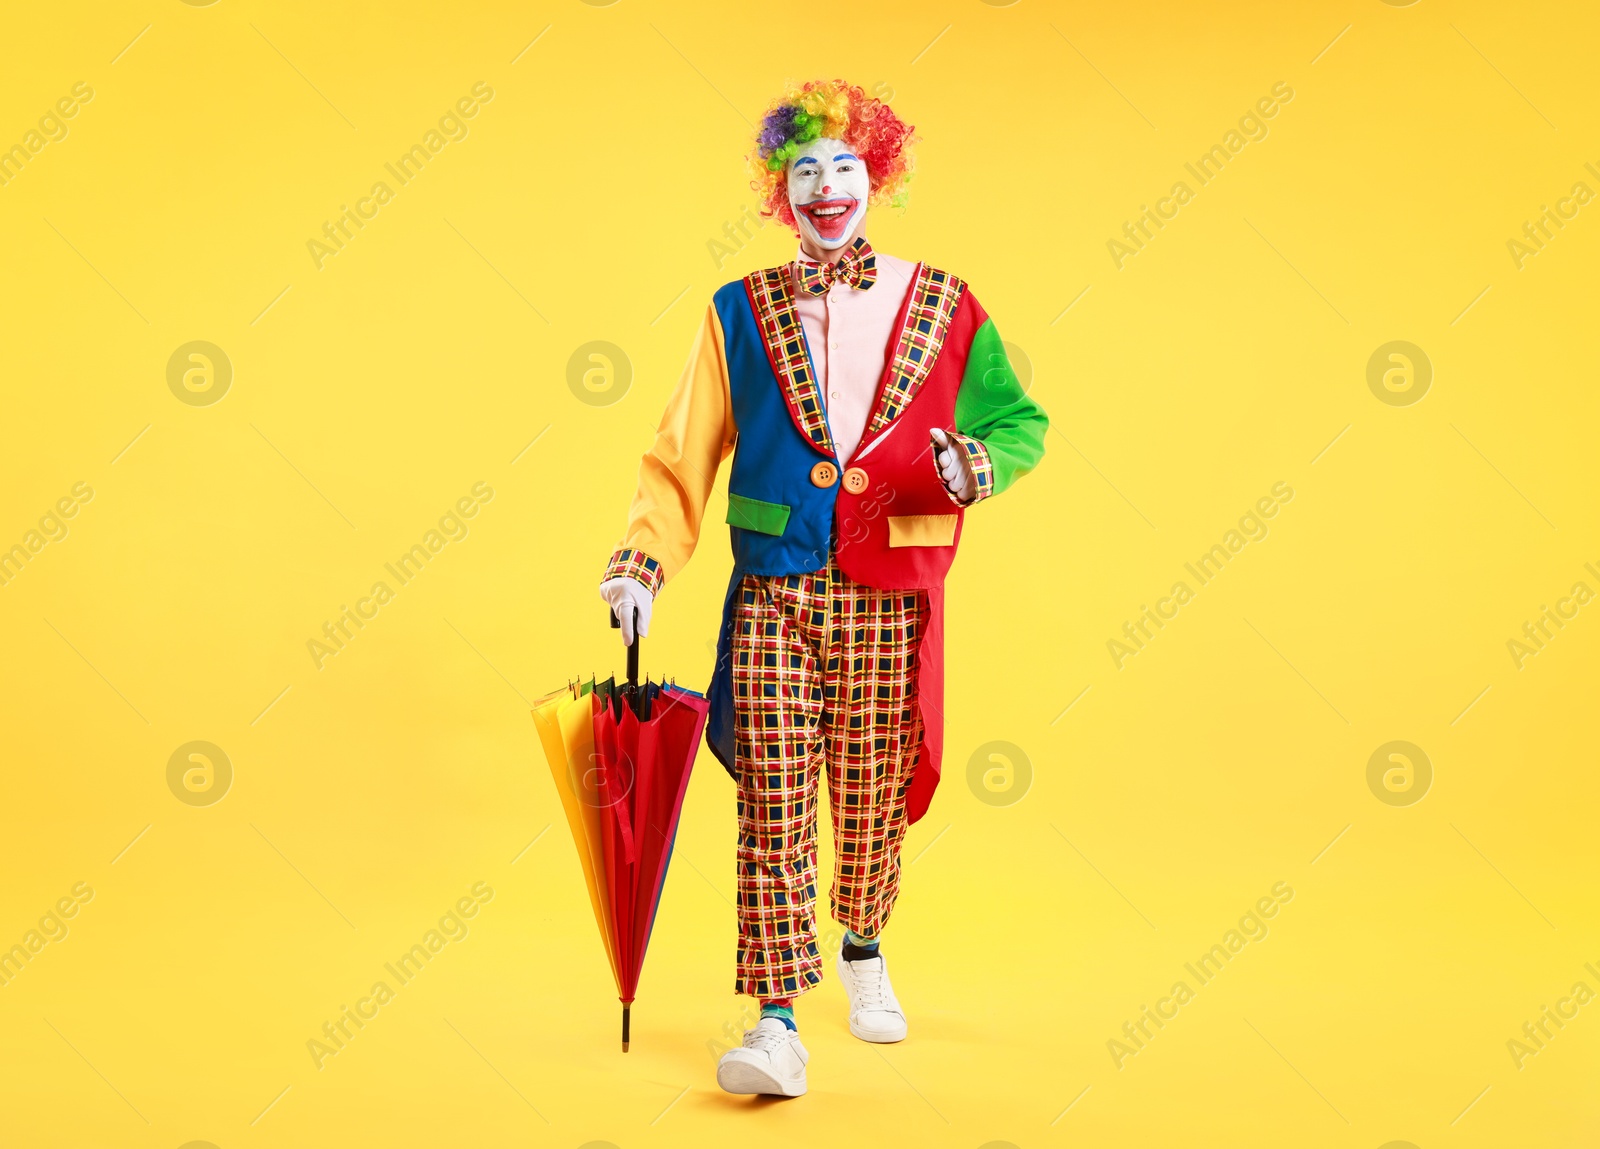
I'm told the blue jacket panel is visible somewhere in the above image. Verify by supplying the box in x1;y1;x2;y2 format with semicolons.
713;279;837;578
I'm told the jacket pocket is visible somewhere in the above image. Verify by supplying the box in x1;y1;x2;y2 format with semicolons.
887;513;958;547
726;492;791;536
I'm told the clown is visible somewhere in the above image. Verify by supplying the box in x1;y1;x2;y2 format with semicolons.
599;79;1047;1097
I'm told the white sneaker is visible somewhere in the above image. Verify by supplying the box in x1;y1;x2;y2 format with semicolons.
716;1017;809;1097
836;948;908;1043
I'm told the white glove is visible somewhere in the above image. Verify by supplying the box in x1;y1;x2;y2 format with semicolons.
930;427;978;505
599;576;653;645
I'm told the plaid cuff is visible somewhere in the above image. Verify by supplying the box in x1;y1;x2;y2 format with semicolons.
935;432;994;506
601;547;664;596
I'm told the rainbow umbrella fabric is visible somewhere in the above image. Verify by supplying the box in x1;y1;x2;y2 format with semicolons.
531;673;708;1051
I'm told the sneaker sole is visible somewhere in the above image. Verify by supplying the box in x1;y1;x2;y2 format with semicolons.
716;1059;807;1098
847;1017;908;1043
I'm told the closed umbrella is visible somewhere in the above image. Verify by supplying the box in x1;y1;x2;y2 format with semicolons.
531;617;708;1050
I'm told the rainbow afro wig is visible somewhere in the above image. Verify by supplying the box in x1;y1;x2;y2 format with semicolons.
749;79;916;232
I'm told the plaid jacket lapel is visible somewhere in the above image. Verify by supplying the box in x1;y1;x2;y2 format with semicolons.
744;266;835;457
863;264;967;438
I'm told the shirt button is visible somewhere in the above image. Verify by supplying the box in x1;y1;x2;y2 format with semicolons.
829;341;838;349
831;391;840;398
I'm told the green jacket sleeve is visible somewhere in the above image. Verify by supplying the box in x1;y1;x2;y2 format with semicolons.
949;316;1048;502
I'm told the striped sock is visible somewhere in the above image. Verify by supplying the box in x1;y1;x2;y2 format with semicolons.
842;929;880;960
760;998;796;1031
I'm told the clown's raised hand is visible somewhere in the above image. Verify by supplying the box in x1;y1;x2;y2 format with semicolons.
930;427;978;505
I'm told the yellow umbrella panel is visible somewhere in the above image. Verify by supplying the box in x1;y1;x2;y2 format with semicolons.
531;684;621;991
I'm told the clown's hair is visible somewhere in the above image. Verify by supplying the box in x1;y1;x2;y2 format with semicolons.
748;80;915;231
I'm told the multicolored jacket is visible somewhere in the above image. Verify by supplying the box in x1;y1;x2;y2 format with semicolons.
602;258;1048;820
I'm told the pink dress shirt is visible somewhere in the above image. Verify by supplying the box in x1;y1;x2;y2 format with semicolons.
789;245;916;464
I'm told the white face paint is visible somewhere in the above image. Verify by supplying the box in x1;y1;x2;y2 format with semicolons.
786;137;871;252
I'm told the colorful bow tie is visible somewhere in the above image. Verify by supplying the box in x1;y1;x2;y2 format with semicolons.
797;237;877;295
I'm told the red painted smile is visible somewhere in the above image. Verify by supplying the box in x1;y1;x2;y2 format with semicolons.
797;197;859;240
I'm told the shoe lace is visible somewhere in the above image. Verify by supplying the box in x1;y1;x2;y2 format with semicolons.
850;958;891;1010
744;1023;789;1052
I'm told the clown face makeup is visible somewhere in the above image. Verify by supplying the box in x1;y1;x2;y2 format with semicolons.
786;138;870;252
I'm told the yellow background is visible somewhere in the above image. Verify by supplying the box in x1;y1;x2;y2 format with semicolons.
1;1;1596;1146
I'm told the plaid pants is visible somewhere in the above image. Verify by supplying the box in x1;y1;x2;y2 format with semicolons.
730;550;927;999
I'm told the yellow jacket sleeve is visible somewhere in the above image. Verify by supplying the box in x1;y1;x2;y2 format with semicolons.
601;303;735;593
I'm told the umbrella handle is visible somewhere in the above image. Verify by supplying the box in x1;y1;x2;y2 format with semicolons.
622;1002;631;1052
607;607;640;690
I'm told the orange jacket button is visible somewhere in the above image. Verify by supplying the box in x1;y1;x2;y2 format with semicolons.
841;467;868;494
810;461;837;488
